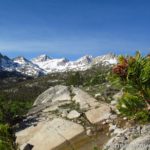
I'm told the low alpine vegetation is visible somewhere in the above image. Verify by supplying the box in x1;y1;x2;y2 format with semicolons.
112;51;150;123
0;124;16;150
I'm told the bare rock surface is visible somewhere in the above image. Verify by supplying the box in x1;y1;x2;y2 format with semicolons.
16;118;84;150
29;85;106;117
17;85;150;150
67;110;81;119
16;85;113;150
85;104;111;124
33;85;71;105
72;87;100;110
126;135;150;150
103;124;150;150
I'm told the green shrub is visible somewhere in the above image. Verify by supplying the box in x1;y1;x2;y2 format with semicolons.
135;110;150;123
117;93;145;116
89;74;106;85
66;72;84;86
93;146;100;150
112;51;150;123
0;124;16;150
0;95;32;124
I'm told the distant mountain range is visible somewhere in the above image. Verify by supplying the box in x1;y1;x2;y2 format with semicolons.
0;53;117;76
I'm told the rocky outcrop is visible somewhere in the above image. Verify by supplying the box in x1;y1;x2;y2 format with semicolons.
85;104;111;124
103;124;150;150
102;90;150;150
33;85;71;105
72;87;100;110
16;85;112;150
16;85;150;150
126;135;150;150
16;118;84;150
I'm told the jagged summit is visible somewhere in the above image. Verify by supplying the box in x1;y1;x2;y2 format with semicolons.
13;56;31;64
0;53;10;60
0;53;117;76
32;54;52;63
0;53;16;71
93;53;117;65
76;55;93;63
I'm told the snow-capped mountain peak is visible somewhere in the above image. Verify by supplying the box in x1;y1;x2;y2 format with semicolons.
0;53;16;71
32;54;51;63
93;53;117;65
76;55;93;64
0;52;117;76
13;56;30;65
12;56;44;76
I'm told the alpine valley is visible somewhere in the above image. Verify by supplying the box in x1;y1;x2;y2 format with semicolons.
0;51;150;150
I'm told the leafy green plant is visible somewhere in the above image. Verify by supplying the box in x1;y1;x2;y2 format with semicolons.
0;95;32;124
135;110;150;123
117;93;145;116
112;51;150;122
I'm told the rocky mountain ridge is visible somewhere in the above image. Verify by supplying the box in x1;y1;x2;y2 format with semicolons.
0;53;117;76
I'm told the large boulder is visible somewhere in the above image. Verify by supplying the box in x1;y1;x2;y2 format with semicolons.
33;85;71;105
126;135;150;150
72;87;100;110
32;86;101;113
103;124;150;150
16;118;84;150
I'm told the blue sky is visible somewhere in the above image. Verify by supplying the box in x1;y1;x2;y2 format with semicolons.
0;0;150;60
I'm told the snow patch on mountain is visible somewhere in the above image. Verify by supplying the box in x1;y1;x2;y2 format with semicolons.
13;56;44;76
93;53;117;65
32;57;69;73
32;54;52;63
32;55;94;73
0;53;16;71
32;54;117;73
0;52;117;76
